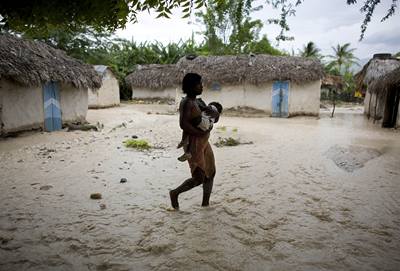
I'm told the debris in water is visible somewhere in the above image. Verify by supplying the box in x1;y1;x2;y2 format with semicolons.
40;185;53;191
214;137;253;148
65;123;99;132
120;178;127;183
90;193;102;200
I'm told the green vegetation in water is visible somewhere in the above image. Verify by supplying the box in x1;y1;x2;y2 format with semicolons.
123;139;151;150
217;126;227;132
232;128;238;132
214;137;240;147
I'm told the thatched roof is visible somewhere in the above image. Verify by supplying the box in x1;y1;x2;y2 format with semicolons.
368;66;400;94
125;55;324;90
0;34;101;89
177;55;324;86
355;56;400;93
364;58;400;85
321;74;343;89
125;64;180;90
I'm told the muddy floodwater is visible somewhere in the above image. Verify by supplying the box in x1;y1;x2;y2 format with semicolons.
0;104;399;271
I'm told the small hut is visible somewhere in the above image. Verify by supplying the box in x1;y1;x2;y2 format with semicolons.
177;55;324;117
125;64;180;102
321;74;344;100
88;65;120;108
0;34;101;136
355;54;400;126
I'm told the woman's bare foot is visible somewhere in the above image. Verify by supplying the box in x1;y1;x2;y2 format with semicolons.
169;190;179;210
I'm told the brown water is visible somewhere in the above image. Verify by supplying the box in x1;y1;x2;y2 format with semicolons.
0;104;399;271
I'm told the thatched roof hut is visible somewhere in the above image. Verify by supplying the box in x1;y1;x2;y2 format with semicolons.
355;54;400;93
321;74;343;90
177;55;324;86
88;65;120;109
125;64;180;90
357;54;400;127
0;34;101;89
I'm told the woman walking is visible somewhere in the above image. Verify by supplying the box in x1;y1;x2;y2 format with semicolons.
169;73;219;210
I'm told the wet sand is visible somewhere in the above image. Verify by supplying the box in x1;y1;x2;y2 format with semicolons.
0;104;399;271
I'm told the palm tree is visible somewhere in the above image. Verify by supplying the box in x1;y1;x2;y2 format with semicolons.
328;43;359;74
299;41;321;58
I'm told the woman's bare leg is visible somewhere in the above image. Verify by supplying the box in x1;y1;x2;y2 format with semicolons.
201;171;215;207
170;168;205;209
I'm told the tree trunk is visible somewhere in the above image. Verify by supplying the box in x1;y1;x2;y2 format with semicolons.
331;89;336;118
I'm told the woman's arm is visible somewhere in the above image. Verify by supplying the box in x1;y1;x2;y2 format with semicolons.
179;100;208;136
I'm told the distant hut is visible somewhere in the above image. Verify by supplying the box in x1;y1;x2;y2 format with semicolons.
321;74;343;99
177;55;324;117
355;54;400;126
125;64;180;102
88;65;120;109
0;34;101;136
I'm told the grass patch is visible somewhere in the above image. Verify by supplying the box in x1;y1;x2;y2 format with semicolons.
123;139;151;150
216;126;227;132
214;137;240;147
232;128;238;132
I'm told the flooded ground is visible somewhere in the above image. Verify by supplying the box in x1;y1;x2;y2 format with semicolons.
0;104;399;271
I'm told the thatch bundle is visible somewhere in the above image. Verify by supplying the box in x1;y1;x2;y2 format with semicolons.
0;34;101;89
246;55;324;85
355;57;400;93
368;67;400;94
125;64;180;90
177;55;324;86
364;58;400;85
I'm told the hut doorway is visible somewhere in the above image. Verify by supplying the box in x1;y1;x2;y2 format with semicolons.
43;82;62;131
272;81;289;117
382;86;400;128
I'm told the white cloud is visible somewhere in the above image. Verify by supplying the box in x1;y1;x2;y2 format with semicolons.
115;9;203;44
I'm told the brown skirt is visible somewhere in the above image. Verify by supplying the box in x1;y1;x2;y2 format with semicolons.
188;135;215;179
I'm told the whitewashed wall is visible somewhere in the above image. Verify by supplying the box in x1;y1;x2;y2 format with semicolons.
288;80;321;116
60;84;88;123
175;80;320;116
0;80;88;134
0;79;44;133
88;69;120;108
132;87;176;100
243;82;273;113
176;83;272;112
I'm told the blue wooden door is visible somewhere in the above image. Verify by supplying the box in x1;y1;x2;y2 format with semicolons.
43;82;62;131
272;81;289;117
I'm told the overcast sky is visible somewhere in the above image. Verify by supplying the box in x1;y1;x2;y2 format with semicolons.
116;0;400;60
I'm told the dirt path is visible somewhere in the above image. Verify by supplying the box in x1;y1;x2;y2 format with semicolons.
0;104;399;271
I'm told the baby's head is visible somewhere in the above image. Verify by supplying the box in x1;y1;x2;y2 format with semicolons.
209;102;223;114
